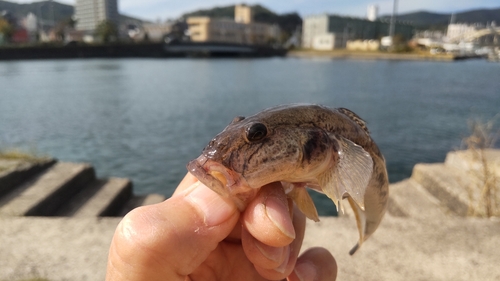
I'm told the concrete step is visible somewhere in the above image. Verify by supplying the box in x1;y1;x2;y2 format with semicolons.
118;193;166;216
445;149;500;177
387;179;448;219
411;163;471;216
54;178;133;217
0;162;95;216
74;178;132;217
0;159;56;199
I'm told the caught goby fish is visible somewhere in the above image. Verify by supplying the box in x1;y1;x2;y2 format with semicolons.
187;104;389;255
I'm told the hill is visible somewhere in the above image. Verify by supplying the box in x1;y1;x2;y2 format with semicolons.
381;7;500;30
0;0;146;26
183;4;301;38
0;0;74;24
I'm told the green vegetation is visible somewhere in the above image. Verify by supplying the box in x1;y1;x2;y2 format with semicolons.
183;5;234;18
95;20;118;43
463;117;500;218
0;17;13;41
0;148;49;171
0;148;50;172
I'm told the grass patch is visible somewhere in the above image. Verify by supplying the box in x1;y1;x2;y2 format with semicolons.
0;148;48;161
463;116;500;218
0;148;50;172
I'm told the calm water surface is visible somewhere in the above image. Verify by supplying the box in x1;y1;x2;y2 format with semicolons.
1;57;498;215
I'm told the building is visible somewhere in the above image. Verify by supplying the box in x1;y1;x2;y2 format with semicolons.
75;0;119;32
302;14;414;49
445;22;499;48
187;4;280;45
346;39;380;51
446;23;483;42
143;22;173;42
235;4;252;24
367;5;378;22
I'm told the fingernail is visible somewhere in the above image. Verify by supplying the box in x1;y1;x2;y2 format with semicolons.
294;262;317;281
274;245;290;273
265;195;296;240
185;182;236;227
255;241;285;263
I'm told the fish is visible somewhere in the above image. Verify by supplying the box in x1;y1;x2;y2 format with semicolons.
187;104;389;255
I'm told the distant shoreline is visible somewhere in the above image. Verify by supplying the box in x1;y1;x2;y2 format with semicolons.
287;49;479;62
0;44;485;61
0;42;286;61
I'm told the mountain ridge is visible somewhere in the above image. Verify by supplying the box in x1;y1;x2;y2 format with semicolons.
0;0;146;25
380;7;500;29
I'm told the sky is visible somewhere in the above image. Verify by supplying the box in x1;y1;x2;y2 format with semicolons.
9;0;500;21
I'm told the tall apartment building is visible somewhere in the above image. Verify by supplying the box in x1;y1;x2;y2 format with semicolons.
75;0;119;31
367;5;378;22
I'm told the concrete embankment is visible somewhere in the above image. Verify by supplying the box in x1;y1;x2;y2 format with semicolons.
1;150;499;280
0;159;164;218
288;49;469;62
0;43;286;60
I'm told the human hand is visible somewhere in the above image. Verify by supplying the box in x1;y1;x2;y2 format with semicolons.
106;173;337;281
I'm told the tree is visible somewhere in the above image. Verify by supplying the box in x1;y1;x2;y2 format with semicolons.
0;18;13;42
95;20;118;43
54;17;77;41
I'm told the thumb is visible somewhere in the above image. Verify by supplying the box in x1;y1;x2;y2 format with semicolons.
106;181;239;281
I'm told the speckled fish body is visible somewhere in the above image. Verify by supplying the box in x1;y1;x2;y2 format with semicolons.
187;104;389;254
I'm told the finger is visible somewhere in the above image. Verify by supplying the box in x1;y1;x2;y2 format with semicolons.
288;247;337;281
172;172;199;195
106;181;239;281
242;182;297;248
241;226;288;270
246;206;306;280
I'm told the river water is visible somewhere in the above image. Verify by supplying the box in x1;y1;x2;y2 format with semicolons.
1;57;498;215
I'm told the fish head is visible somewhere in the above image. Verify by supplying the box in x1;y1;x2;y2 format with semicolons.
187;107;336;210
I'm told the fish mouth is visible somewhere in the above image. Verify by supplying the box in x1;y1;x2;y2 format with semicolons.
187;155;254;210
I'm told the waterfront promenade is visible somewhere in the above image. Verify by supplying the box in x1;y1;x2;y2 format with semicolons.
1;149;499;280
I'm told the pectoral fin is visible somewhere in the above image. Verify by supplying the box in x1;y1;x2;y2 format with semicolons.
288;187;320;222
318;136;373;212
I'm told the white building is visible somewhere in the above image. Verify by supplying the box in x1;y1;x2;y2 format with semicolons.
301;14;329;49
367;5;378;22
75;0;119;31
446;23;483;42
302;13;414;50
24;13;38;32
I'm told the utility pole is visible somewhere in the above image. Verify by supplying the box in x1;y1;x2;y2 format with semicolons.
50;0;55;27
389;0;398;45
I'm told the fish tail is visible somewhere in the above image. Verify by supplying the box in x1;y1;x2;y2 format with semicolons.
349;243;360;255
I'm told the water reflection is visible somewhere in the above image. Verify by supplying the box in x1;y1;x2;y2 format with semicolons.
0;58;498;215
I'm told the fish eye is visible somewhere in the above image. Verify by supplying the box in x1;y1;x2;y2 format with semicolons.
246;123;268;142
